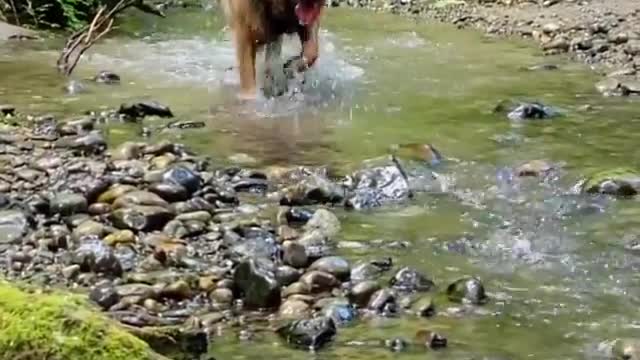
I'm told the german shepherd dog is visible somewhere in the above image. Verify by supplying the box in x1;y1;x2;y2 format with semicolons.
219;0;325;99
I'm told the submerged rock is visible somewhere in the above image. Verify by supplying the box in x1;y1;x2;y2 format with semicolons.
118;101;174;119
345;165;411;210
390;143;442;165
276;317;337;350
581;168;640;196
516;160;554;177
93;70;121;84
414;329;448;350
233;258;281;309
322;301;357;327
446;277;487;305
280;173;345;206
389;267;434;293
507;102;560;121
0;104;16;116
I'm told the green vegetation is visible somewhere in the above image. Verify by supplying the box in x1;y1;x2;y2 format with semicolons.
0;0;145;30
0;281;164;360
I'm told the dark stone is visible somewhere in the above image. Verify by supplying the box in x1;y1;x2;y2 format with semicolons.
285;207;315;226
89;284;120;310
367;288;396;314
415;329;447;349
118;101;174;119
280;174;345;206
166;120;206;129
233;258;281;309
506;102;560;121
149;182;189;202
72;238;123;276
446;277;488;305
308;256;350;281
0;210;30;245
55;131;107;154
49;192;88;216
389;267;434;293
350;258;392;282
163;166;201;194
232;178;269;193
322;301;357;327
276;317;337;350
0;104;15;116
110;206;174;232
581;168;640;196
93;70;121;84
348;280;381;307
385;338;407;352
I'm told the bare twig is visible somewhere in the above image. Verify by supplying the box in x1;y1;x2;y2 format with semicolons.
7;0;19;26
57;0;165;76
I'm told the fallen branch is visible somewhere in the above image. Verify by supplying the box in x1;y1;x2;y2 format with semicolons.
57;0;165;76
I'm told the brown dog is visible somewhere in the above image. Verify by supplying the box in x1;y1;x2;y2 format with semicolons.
220;0;325;99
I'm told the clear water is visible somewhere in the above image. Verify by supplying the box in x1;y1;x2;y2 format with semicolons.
1;7;640;360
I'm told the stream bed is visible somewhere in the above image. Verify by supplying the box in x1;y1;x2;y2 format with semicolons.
2;6;640;360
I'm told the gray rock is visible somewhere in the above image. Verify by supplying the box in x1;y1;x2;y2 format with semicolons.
233;258;281;309
303;209;341;239
278;298;311;319
210;288;234;306
276;317;337;350
282;241;308;268
110;205;174;232
447;277;488;305
299;270;340;293
625;40;640;56
149;182;189;202
49;192;88;216
113;191;169;209
349;280;381;307
72;238;123;276
118;101;174;119
308;256;350;281
93;70;121;84
0;210;30;245
367;288;397;314
390;267;434;293
163;166;201;194
90;284;120;310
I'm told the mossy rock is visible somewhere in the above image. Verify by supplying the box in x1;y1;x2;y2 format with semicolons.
0;281;168;360
581;168;640;196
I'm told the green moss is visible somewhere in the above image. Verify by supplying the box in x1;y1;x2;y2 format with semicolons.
582;167;640;196
0;281;162;360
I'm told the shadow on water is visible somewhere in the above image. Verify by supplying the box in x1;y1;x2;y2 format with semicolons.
2;5;640;360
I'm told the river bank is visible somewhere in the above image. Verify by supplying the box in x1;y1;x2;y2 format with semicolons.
329;0;640;96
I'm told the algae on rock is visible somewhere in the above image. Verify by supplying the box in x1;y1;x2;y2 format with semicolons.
0;282;167;360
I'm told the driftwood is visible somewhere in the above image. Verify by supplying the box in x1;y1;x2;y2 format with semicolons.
56;0;165;76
